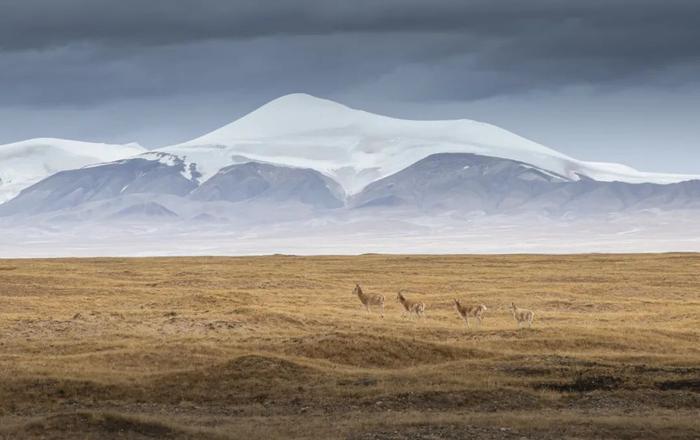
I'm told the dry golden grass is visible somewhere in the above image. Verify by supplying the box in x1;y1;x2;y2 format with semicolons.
0;254;699;439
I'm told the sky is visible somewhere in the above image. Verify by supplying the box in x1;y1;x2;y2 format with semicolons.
1;0;699;174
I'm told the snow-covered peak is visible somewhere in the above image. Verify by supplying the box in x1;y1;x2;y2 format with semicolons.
167;94;699;194
3;95;698;203
0;138;146;202
189;93;360;141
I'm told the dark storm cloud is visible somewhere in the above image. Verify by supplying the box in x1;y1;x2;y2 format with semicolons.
0;34;454;105
3;0;700;63
2;1;699;98
1;0;699;107
2;0;700;166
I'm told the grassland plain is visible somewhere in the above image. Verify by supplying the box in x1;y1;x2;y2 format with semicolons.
0;254;699;439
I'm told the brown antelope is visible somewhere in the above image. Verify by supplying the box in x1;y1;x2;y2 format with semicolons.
353;284;385;318
396;290;426;319
510;302;534;328
453;299;487;328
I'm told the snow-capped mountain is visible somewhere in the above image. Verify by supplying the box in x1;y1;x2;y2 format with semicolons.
0;138;145;202
3;150;700;223
2;94;700;256
160;93;699;194
0;153;346;218
2;94;699;205
2;93;700;222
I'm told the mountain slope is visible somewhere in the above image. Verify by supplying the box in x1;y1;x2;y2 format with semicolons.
109;202;179;220
2;94;698;203
163;93;699;194
352;153;700;214
0;155;197;216
0;156;346;217
1;94;699;224
190;162;344;208
0;138;145;202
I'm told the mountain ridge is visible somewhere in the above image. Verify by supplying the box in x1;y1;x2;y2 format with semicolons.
3;152;700;224
161;93;700;193
2;93;699;209
0;138;146;202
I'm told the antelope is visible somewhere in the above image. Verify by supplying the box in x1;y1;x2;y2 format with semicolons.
396;290;426;319
453;299;487;328
353;284;385;318
510;302;534;328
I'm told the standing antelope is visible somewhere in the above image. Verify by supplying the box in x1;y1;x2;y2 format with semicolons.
510;302;534;328
396;290;426;319
353;284;385;318
453;299;487;328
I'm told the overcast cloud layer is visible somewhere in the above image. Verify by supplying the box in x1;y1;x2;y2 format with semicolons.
1;0;699;172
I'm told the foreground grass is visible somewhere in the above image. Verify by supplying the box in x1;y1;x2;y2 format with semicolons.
0;254;699;439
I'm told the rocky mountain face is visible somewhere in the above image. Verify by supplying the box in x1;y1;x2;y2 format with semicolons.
351;153;700;215
1;95;699;226
0;155;346;219
0;155;197;216
190;162;344;208
0;138;146;203
2;151;699;224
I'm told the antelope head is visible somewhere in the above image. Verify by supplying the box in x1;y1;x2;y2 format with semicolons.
353;284;362;296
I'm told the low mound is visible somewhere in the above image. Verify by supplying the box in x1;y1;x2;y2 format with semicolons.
0;377;136;408
11;412;212;439
110;202;179;219
150;354;333;403
278;332;492;368
214;354;317;379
